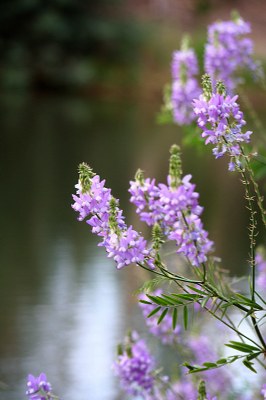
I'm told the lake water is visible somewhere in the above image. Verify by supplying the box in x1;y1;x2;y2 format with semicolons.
0;92;262;399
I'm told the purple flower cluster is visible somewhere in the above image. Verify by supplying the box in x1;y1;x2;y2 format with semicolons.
261;384;266;399
129;168;213;267
139;290;181;345
193;88;252;171
26;373;53;400
205;16;258;92
255;249;266;290
171;48;200;125
72;166;152;269
113;332;156;397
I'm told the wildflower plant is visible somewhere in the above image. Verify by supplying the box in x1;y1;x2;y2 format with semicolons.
69;11;266;399
26;10;266;400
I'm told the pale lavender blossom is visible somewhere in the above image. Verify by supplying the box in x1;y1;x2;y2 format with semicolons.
113;332;156;397
172;78;201;125
205;16;259;92
261;384;266;399
26;373;53;400
255;250;266;290
171;48;200;125
139;290;181;345
193;87;252;171
172;48;199;80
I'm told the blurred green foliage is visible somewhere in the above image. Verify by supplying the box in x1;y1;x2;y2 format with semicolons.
0;0;146;90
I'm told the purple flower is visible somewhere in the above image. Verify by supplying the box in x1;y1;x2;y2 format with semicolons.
103;226;150;269
72;165;153;270
261;384;266;399
205;16;260;92
172;48;199;80
193;87;252;171
139;290;181;345
171;78;201;125
129;167;213;267
255;249;266;290
171;48;200;125
129;176;161;226
113;332;156;397
26;373;53;400
169;213;213;266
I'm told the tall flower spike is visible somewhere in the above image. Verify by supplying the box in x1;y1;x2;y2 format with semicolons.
78;162;95;193
202;74;213;101
193;78;252;171
169;144;182;189
171;43;200;125
204;14;260;92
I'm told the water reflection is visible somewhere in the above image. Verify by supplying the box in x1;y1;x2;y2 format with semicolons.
0;92;257;399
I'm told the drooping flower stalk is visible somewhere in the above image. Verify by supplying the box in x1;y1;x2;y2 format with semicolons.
72;163;153;270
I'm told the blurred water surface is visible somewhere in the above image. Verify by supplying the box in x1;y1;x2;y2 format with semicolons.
0;92;256;399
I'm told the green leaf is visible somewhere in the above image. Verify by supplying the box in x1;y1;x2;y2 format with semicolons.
147;306;161;318
172;307;178;330
146;294;169;306
225;341;261;353
243;359;257;373
161;294;182;305
175;293;200;300
202;362;217;368
234;293;263;310
139;300;152;305
183;305;188;330
186;285;209;296
216;358;227;365
247;352;261;361
157;308;169;325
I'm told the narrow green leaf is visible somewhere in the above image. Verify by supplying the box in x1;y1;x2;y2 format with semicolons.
228;341;261;352
147;306;161;318
234;293;263;310
173;293;200;300
247;352;261;361
216;358;227;365
243;359;257;373
139;300;152;305
172;307;178;330
183;305;188;330
186;285;209;296
225;341;260;353
161;294;181;305
202;362;217;368
146;294;169;306
157;308;169;325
